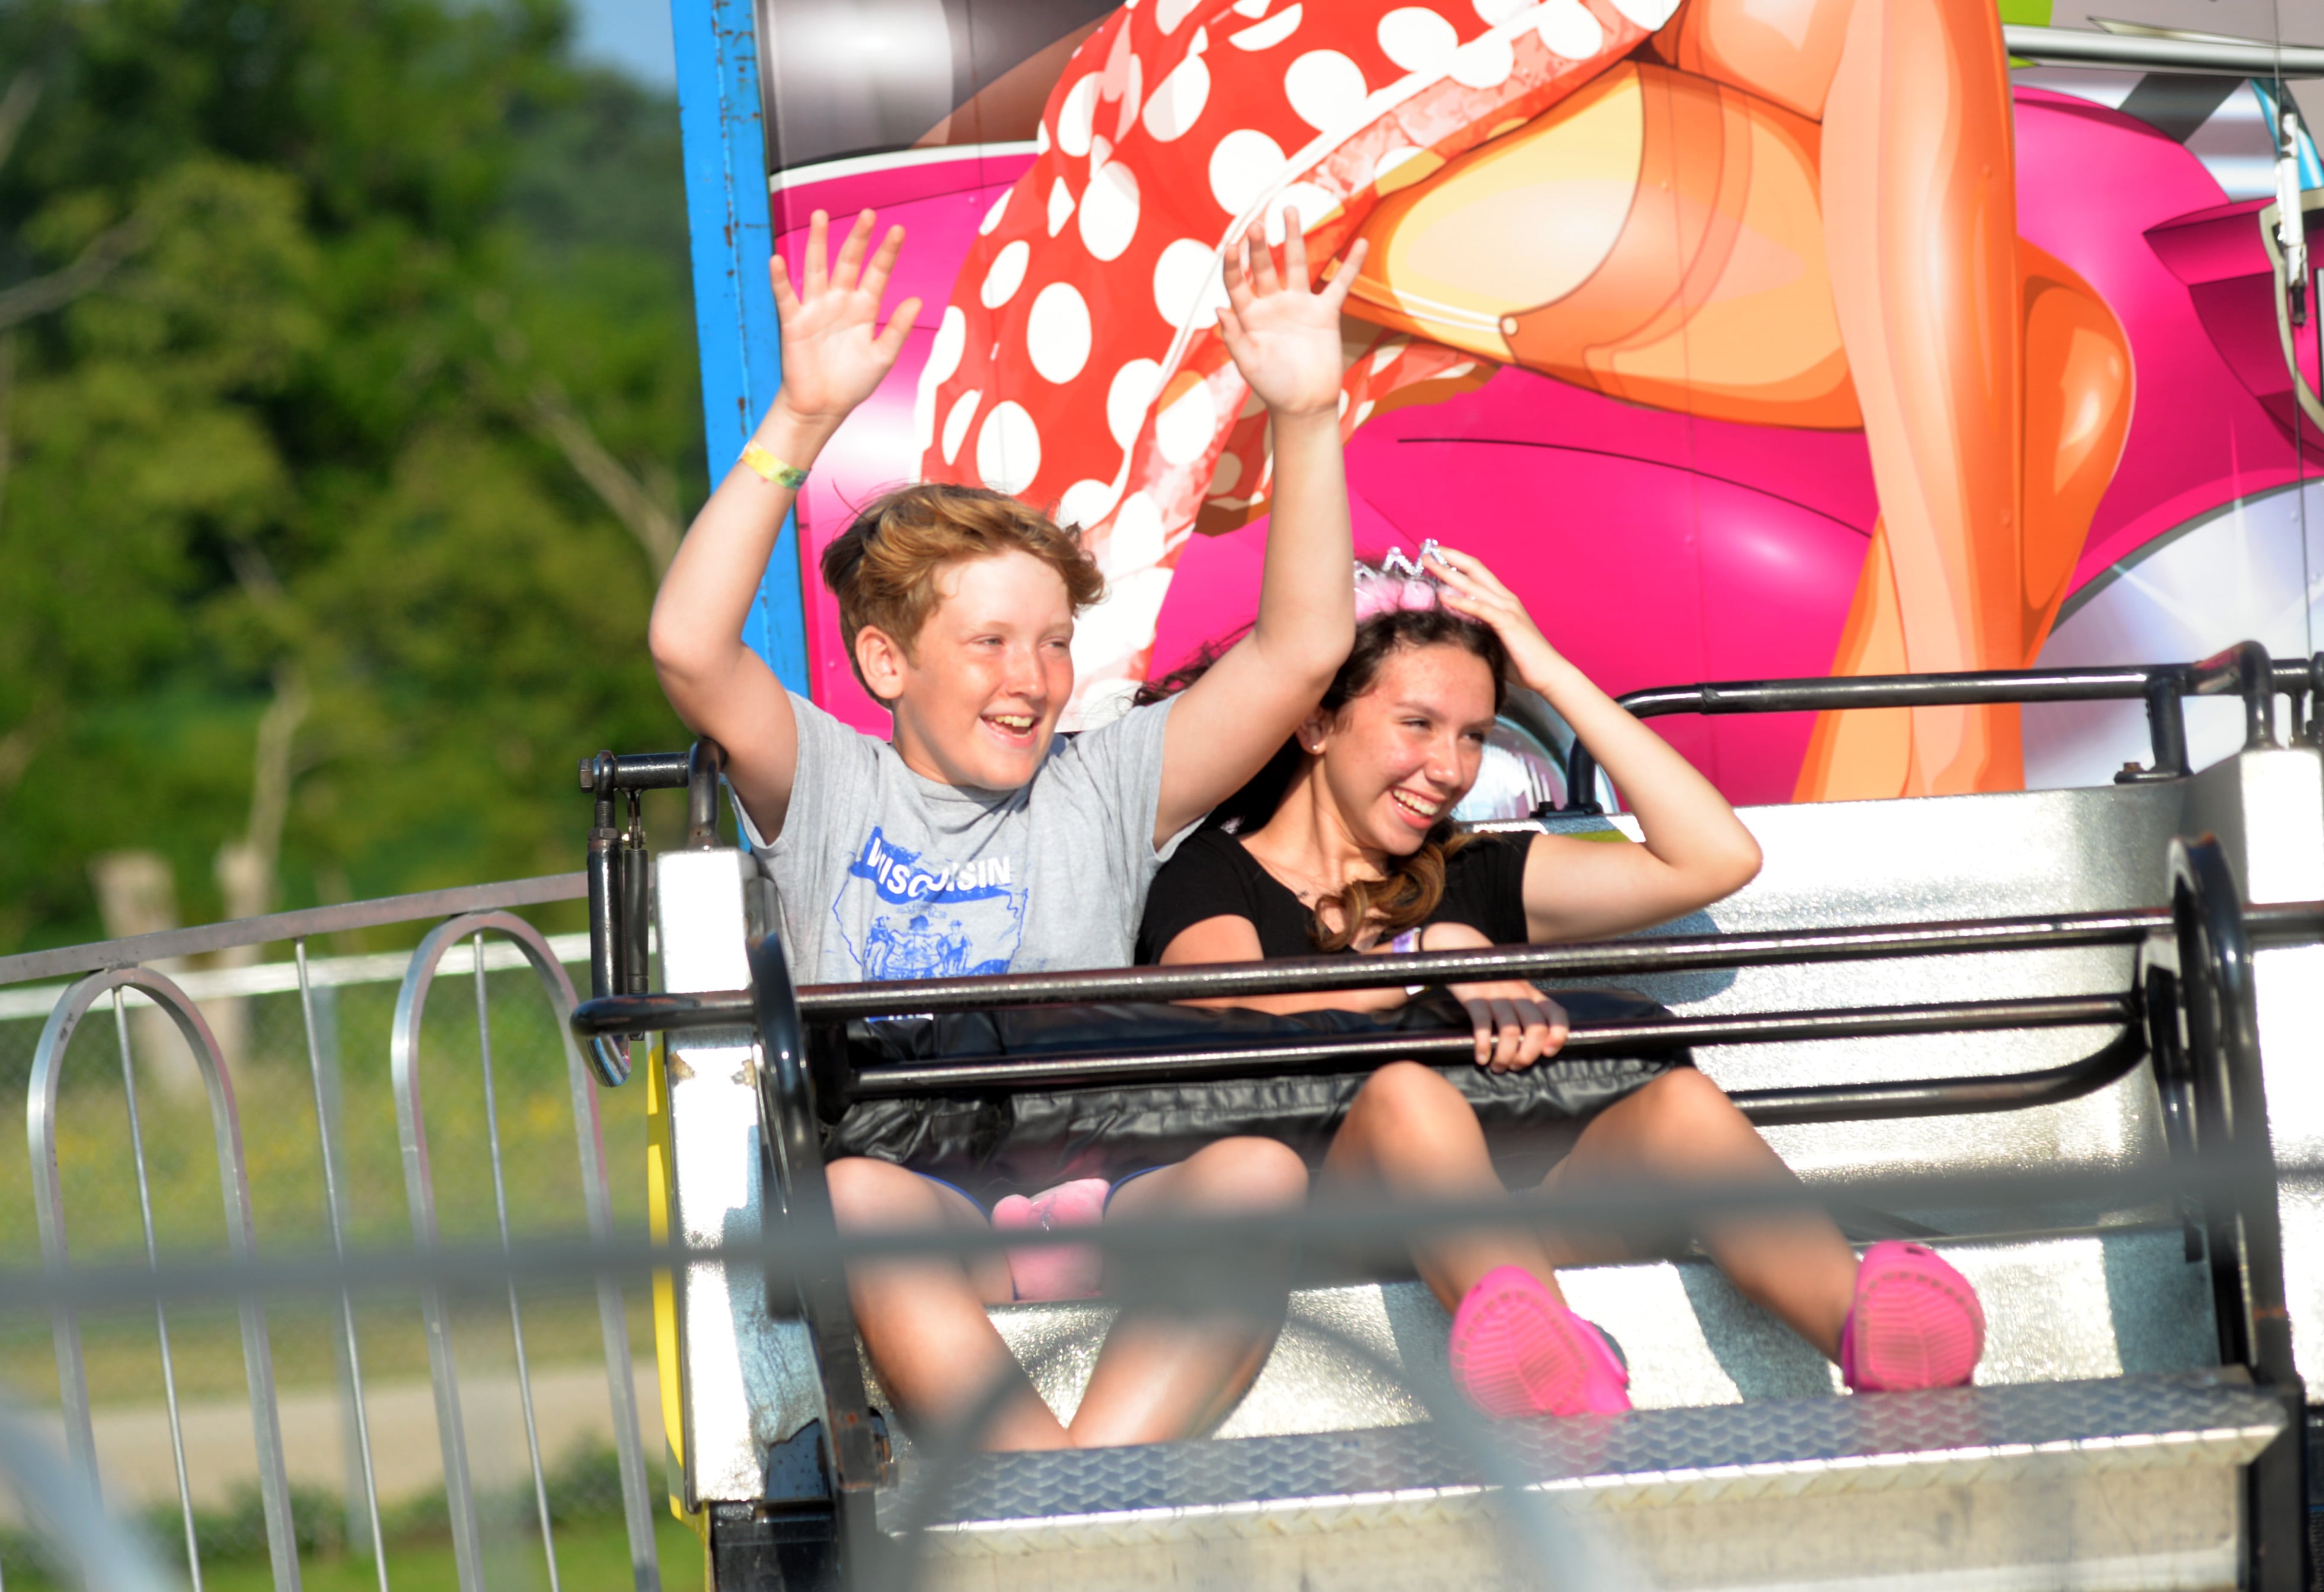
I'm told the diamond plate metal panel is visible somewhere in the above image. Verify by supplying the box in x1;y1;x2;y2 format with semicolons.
893;1373;2280;1546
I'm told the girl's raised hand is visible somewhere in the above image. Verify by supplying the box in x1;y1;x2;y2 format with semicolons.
1217;213;1367;419
769;209;922;427
1426;545;1563;684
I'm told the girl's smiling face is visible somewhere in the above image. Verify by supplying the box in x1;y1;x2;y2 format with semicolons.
1310;642;1499;856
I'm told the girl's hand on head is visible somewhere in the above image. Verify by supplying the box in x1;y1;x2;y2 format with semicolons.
1446;979;1568;1072
1425;546;1565;685
768;210;922;429
1217;214;1367;420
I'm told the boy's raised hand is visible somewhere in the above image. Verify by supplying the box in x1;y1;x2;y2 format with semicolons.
1217;215;1368;419
770;209;922;426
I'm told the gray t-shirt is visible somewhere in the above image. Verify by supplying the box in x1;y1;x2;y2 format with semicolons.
738;691;1191;984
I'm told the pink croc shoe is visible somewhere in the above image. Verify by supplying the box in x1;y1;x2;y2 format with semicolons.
991;1178;1112;1303
1448;1266;1631;1419
1841;1241;1986;1392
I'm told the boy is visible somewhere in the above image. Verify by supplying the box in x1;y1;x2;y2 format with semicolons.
649;209;1367;1450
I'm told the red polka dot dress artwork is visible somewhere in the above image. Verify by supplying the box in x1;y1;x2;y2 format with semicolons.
916;0;1675;715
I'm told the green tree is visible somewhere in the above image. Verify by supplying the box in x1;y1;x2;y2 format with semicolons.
0;0;704;952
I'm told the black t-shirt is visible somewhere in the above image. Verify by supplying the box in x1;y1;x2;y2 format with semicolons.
1135;826;1534;964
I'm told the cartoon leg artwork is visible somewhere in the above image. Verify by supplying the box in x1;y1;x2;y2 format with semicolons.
921;0;2131;795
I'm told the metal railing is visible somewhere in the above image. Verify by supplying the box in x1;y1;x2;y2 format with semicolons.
1;873;664;1592
563;833;2322;1591
1560;642;2324;815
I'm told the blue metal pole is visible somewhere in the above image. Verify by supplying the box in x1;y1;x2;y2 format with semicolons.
669;0;810;686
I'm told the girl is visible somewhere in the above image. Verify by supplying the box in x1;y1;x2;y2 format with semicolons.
1136;547;1985;1418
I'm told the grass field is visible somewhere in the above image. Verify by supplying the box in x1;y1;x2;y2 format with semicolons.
2;1512;706;1591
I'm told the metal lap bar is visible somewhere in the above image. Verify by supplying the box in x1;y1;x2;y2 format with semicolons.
847;993;2138;1103
28;967;303;1592
570;899;2324;1033
1562;642;2315;813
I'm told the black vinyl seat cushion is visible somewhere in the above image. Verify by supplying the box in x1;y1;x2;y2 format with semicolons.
823;988;1685;1200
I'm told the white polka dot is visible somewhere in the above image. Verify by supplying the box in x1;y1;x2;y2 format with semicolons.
1209;127;1287;216
924;305;968;386
1036;119;1051;154
976;401;1042;494
1352;398;1375;427
1377;8;1457;74
978;190;1012;235
1228;3;1301;50
1056;75;1099;157
1090;133;1113;173
1104;52;1144;141
1047;177;1075;237
1534;0;1604;58
1153;238;1226;327
1026;283;1092;384
1107;359;1161;447
1058;477;1121;530
1284;50;1367;132
1107;491;1167;571
1450;31;1514;88
941;388;981;465
1104;565;1176;639
979;240;1029;308
1367;334;1407;374
1154;0;1201;34
915;318;969;465
1078;161;1140;261
1266;181;1340;244
1607;0;1681;26
1471;0;1527;23
1142;46;1210;142
1155;379;1219;465
1231;0;1267;16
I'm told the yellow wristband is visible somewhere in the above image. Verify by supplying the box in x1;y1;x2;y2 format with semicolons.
740;444;809;489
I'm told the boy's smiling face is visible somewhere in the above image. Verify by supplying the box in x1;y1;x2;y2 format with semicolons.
857;549;1077;791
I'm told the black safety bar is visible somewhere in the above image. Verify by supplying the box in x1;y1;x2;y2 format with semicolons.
574;737;724;1084
571;898;2324;1033
1562;641;2317;815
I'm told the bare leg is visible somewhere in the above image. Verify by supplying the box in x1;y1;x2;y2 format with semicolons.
1328;1063;1856;1358
826;1156;1071;1451
1067;1137;1310;1447
1813;0;2026;795
1325;1061;1571;1313
1544;1069;1857;1358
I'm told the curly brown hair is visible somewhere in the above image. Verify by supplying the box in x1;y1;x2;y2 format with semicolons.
818;484;1105;700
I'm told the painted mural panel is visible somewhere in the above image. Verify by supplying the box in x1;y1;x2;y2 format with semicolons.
752;0;2324;806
